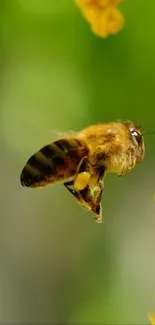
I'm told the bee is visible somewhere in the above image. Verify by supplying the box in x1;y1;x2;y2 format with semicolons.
20;120;145;223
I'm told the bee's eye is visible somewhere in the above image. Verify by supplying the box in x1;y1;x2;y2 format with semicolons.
131;130;142;145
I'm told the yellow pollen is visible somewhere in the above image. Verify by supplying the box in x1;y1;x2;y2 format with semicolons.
74;171;91;190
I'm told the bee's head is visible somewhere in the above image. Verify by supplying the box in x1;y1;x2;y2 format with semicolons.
124;120;145;164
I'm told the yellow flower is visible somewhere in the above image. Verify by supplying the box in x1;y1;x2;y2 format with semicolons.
76;0;124;38
149;314;155;325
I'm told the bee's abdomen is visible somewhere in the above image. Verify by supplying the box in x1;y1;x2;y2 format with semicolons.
20;137;88;188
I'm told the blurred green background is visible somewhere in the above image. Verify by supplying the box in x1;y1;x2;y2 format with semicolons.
1;0;155;324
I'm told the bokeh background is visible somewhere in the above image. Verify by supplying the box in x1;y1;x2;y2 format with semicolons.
1;0;155;324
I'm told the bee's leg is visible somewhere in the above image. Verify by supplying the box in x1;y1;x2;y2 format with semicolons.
91;169;105;223
92;203;102;224
80;181;104;223
64;180;83;206
92;180;104;223
64;176;104;223
73;156;91;191
75;156;89;174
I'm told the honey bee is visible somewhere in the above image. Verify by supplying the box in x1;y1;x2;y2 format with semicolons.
20;120;145;223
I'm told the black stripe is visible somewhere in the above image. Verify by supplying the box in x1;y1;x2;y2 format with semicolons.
40;145;54;158
55;138;84;152
55;139;83;161
28;154;53;175
20;168;33;186
54;140;66;151
20;168;43;187
40;144;62;158
55;139;73;152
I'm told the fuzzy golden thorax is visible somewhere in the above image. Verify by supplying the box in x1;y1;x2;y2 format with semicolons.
79;120;145;176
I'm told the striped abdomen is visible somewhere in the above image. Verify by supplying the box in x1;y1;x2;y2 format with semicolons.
20;137;89;188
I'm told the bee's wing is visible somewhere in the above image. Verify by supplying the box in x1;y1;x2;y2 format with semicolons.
20;137;88;188
46;128;77;138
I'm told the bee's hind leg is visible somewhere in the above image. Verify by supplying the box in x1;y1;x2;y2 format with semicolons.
90;179;104;223
64;180;83;206
92;203;103;224
64;177;104;224
79;180;104;223
73;156;91;191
